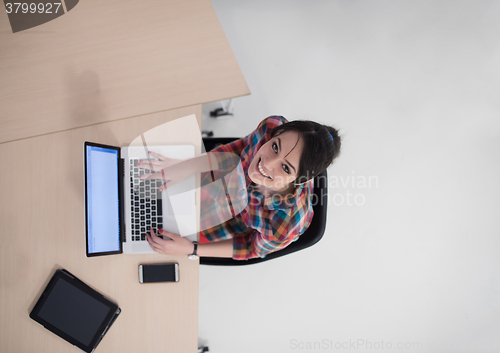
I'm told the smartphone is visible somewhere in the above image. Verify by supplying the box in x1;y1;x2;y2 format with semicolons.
139;263;179;283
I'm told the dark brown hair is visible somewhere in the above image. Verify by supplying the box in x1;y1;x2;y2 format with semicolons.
270;120;341;185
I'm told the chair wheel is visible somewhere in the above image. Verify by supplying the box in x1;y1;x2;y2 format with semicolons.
209;108;223;117
210;108;233;118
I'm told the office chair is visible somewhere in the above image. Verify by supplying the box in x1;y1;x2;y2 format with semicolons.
199;137;328;266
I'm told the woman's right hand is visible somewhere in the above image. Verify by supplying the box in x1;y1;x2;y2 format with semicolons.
137;151;182;172
138;152;189;191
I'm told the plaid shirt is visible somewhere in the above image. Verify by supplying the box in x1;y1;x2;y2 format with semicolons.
199;116;314;260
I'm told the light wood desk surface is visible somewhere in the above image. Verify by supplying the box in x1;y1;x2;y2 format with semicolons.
0;0;250;143
0;106;202;353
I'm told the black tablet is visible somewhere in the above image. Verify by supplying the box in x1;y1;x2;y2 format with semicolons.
30;269;121;353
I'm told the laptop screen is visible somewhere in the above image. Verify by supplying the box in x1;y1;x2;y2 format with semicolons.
84;143;122;256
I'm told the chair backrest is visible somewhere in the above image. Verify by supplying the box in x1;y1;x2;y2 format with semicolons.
199;137;328;265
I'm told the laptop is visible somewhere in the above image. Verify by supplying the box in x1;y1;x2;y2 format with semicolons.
84;141;197;257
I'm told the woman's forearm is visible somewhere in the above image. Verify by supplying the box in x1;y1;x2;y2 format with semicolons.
175;149;240;176
197;239;233;258
184;152;217;173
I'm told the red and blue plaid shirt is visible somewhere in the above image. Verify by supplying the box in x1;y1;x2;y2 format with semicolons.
199;116;314;260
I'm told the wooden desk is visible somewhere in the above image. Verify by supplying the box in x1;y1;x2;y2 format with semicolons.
0;106;202;353
0;0;250;143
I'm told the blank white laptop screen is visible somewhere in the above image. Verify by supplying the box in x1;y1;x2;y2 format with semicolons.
85;145;121;254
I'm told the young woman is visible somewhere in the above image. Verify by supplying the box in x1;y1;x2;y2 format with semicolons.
139;116;341;260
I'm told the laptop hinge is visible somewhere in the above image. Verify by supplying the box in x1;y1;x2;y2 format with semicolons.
119;158;126;243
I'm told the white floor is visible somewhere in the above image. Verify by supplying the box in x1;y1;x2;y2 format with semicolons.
199;1;500;352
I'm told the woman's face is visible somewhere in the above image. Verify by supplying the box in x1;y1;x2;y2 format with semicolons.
248;131;304;191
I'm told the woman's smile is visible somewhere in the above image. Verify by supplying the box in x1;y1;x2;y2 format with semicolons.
258;158;271;179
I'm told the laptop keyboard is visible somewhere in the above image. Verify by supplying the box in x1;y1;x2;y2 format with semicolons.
130;159;164;241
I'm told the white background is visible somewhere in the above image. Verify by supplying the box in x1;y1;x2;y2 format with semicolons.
199;1;500;352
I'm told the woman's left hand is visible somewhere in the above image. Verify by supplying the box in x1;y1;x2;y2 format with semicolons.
146;227;194;255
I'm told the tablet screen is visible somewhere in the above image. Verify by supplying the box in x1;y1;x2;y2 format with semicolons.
30;270;120;353
37;276;110;346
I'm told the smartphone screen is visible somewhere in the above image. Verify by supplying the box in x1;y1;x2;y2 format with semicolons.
139;264;178;283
